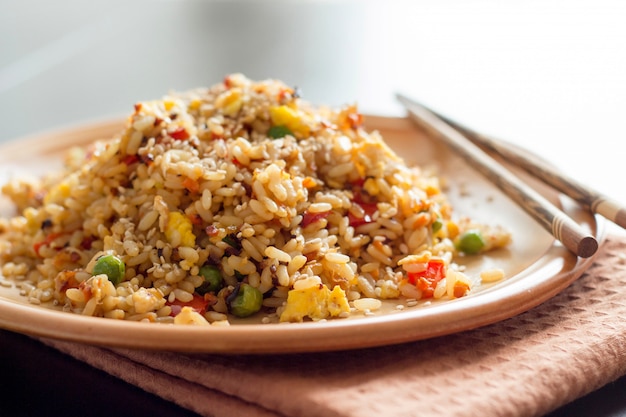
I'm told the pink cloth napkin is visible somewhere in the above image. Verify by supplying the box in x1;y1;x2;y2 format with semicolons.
40;234;626;417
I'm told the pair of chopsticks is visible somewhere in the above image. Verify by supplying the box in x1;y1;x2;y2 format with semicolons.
396;94;625;258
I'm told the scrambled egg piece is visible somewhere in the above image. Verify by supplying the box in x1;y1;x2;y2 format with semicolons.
132;288;166;314
279;283;350;322
174;306;210;325
166;212;196;247
44;180;71;205
269;105;311;138
215;88;243;116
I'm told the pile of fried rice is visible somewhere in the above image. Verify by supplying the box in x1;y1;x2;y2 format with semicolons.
0;74;511;325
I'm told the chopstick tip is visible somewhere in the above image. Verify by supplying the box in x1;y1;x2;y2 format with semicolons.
395;92;410;104
577;235;599;258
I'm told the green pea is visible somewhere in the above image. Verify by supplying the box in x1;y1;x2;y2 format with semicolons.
267;125;293;139
92;254;125;285
456;230;485;255
228;283;263;318
431;219;443;234
196;265;223;294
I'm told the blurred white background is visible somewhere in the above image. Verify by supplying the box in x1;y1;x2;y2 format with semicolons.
2;0;625;206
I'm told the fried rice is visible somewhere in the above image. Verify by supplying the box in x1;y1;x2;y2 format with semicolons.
0;74;511;325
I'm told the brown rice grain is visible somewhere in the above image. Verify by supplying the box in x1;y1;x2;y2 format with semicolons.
324;252;350;264
265;246;291;263
241;239;264;262
480;268;505;283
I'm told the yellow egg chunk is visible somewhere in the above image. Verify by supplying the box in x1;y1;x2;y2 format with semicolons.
43;181;71;205
269;105;310;138
280;283;350;322
174;306;210;325
165;212;196;247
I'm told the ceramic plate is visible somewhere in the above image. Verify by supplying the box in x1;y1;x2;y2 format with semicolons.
0;116;604;353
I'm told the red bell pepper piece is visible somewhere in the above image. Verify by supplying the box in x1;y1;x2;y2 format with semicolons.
348;201;378;228
166;293;209;317
33;232;64;257
170;127;190;140
407;260;446;299
301;210;330;228
348;182;378;227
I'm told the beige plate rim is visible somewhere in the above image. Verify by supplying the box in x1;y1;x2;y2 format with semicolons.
0;116;606;354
